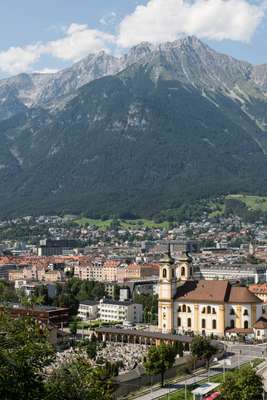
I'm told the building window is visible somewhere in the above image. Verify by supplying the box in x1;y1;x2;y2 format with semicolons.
230;319;235;329
202;319;206;329
181;267;185;276
188;318;191;328
163;268;167;278
244;321;249;329
230;308;235;315
202;307;206;314
212;320;217;330
187;306;191;313
212;308;216;314
178;306;181;312
172;269;175;278
207;306;211;314
243;309;249;316
182;305;187;312
178;317;181;327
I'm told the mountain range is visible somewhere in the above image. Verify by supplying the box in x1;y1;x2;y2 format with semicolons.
1;36;267;218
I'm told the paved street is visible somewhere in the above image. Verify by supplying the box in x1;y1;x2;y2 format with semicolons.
133;343;266;400
132;370;219;400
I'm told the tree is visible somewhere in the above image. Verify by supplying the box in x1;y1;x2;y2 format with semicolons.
144;344;177;387
221;365;263;400
191;336;217;369
174;341;184;358
45;356;115;400
0;313;54;400
70;320;78;337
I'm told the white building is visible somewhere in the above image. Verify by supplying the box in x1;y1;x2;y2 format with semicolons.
78;300;99;320
78;299;143;324
98;299;143;323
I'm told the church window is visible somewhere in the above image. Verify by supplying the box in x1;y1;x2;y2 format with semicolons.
244;321;249;329
188;318;191;328
182;305;187;312
202;319;206;329
181;266;186;276
187;306;191;313
243;309;249;316
230;319;235;329
163;268;167;278
207;306;211;314
212;320;217;330
178;317;181;327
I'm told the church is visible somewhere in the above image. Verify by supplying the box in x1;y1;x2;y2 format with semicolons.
158;247;267;338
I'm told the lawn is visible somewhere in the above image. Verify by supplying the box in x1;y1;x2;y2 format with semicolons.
72;217;169;230
226;194;267;212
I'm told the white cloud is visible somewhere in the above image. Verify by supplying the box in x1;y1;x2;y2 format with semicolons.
0;44;42;75
99;11;117;26
118;0;266;47
35;68;59;74
44;23;115;62
0;23;115;75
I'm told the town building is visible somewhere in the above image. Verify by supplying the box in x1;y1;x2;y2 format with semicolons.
78;298;143;323
249;283;267;303
158;248;267;339
78;300;99;320
37;239;78;256
193;263;267;284
98;299;143;323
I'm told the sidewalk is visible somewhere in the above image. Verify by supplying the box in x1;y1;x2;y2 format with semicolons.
132;370;219;400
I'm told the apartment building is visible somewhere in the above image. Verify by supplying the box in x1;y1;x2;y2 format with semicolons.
98;299;143;323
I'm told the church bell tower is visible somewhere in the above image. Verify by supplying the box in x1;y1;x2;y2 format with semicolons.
178;251;193;281
158;244;176;334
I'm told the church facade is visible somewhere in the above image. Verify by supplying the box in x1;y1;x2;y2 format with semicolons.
158;249;265;338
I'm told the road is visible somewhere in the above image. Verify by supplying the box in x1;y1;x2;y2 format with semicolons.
132;343;266;400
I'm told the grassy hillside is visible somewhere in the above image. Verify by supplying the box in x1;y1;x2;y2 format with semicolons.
226;194;267;212
72;217;169;229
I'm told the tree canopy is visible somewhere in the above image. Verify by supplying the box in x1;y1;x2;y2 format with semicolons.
221;365;263;400
144;343;177;387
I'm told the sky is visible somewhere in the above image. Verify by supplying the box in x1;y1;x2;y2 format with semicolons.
1;0;267;78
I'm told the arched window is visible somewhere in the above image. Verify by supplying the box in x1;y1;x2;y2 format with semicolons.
163;268;167;278
230;308;235;315
243;309;249;316
244;320;249;329
178;306;181;312
187;306;191;313
181;266;186;276
212;320;217;330
182;304;187;312
177;317;181;327
202;307;206;314
230;319;235;329
202;319;206;329
212;308;216;314
188;318;191;328
207;306;211;314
